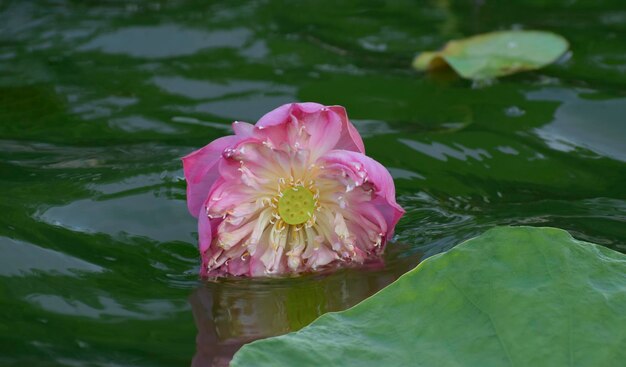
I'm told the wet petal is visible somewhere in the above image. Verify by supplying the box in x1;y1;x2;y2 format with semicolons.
302;107;342;159
329;105;365;154
184;103;404;277
182;135;240;217
232;121;254;136
256;102;324;128
198;211;217;277
319;149;405;240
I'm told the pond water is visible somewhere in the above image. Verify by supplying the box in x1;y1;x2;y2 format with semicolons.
1;1;625;366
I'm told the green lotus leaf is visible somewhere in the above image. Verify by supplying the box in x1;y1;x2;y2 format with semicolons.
413;30;569;80
231;226;626;367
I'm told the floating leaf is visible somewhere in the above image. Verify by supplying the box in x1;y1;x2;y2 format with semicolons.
413;31;569;80
232;226;626;367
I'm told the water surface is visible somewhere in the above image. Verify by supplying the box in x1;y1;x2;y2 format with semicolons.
1;1;625;366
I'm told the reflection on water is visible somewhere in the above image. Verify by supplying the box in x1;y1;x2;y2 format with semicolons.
80;26;252;58
38;192;195;242
189;260;416;367
0;237;103;276
529;88;626;162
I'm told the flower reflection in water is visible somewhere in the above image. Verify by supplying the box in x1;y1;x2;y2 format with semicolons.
189;255;417;366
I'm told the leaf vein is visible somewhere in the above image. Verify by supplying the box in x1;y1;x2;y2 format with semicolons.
445;274;515;367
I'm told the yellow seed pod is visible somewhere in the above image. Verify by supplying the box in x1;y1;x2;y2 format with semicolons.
278;186;315;225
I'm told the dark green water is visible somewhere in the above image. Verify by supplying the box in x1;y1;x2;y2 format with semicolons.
1;1;625;366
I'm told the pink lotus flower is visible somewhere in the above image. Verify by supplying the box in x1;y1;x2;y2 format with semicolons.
183;102;404;277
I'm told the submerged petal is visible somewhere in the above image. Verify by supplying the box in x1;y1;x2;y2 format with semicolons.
198;210;217;277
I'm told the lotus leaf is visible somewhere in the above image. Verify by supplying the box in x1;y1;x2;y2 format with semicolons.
232;226;626;367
